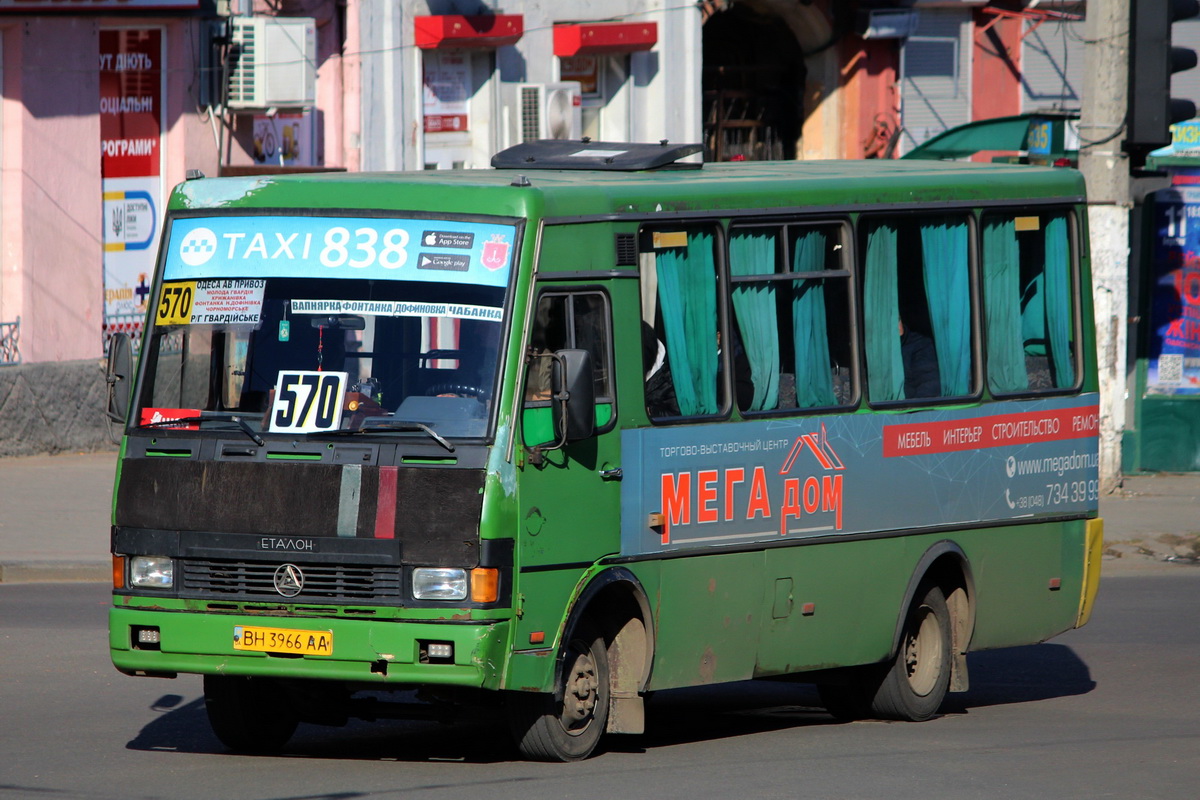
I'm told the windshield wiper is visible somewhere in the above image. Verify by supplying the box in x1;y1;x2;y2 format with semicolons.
138;411;265;447
323;419;455;453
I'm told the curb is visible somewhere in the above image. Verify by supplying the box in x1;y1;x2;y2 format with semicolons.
0;561;110;584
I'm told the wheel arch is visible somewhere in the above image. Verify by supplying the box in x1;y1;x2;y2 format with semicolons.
891;540;976;692
558;567;655;734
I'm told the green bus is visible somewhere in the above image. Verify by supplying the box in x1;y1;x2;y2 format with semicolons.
107;141;1103;761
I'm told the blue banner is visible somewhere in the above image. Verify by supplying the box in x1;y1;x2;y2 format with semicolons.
1149;184;1200;394
620;394;1100;556
163;215;516;288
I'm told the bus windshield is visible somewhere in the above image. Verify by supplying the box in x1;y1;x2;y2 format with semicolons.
134;214;517;441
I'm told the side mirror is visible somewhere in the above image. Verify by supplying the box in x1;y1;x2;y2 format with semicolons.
105;333;134;423
551;349;595;444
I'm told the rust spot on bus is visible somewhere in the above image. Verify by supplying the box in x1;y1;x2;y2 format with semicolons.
699;646;717;683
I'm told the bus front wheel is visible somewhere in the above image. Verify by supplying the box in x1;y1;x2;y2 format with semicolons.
203;674;299;753
506;627;610;761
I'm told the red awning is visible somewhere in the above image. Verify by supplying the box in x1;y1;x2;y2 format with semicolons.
553;21;658;57
414;15;523;49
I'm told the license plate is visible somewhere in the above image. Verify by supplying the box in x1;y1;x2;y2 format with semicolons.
233;625;333;656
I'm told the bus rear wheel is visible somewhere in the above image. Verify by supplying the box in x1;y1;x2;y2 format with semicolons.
203;675;299;754
871;584;952;721
507;628;610;762
818;584;952;722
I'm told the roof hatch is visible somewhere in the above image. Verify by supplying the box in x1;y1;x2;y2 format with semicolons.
490;139;704;171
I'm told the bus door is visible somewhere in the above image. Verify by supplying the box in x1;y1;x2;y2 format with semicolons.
514;288;621;649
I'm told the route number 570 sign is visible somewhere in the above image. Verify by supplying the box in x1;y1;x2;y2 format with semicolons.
269;371;348;433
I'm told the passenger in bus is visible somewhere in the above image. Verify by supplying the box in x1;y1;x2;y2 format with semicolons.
722;326;756;411
642;322;678;417
900;318;941;399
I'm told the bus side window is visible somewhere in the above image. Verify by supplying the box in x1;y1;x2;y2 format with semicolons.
982;212;1076;394
728;222;853;413
640;226;722;420
523;291;615;435
863;215;973;403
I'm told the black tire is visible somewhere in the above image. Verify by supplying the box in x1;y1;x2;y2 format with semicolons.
871;584;953;721
203;675;299;754
506;628;610;762
816;665;885;721
818;584;952;722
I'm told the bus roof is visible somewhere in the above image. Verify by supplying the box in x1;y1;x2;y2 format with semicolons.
170;158;1087;221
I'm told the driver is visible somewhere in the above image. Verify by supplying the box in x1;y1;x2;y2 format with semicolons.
430;318;500;401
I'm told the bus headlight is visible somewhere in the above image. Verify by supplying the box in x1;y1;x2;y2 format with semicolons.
412;567;467;600
129;556;175;589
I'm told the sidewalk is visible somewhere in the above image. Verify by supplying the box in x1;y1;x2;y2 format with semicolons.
0;451;1197;582
0;451;117;582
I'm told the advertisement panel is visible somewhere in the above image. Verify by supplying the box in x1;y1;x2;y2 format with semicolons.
621;395;1100;556
163;216;516;288
101;28;163;348
1148;179;1200;394
422;51;470;133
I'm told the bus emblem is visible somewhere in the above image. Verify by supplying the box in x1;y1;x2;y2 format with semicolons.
273;564;305;597
481;234;509;271
178;226;218;267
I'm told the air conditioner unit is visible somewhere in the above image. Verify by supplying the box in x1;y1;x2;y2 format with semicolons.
226;17;317;110
859;9;920;39
508;82;583;144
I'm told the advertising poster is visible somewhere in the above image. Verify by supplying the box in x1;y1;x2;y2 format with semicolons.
621;395;1100;557
422;51;470;133
252;112;313;166
1148;178;1200;394
100;28;163;348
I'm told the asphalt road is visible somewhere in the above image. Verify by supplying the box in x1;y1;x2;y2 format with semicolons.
1;572;1197;800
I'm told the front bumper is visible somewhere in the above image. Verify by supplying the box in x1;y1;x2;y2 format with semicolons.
110;606;511;688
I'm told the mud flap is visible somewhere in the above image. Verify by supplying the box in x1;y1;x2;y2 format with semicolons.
607;692;644;734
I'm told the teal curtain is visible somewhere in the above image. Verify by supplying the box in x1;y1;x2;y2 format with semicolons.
919;218;972;396
792;230;836;407
657;231;719;415
982;218;1029;393
729;231;780;411
864;223;904;401
1043;216;1075;387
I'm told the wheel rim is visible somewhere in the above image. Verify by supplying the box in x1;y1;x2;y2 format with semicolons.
559;642;600;736
903;604;944;697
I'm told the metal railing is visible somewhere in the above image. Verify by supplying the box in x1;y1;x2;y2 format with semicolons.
103;313;145;357
0;317;19;365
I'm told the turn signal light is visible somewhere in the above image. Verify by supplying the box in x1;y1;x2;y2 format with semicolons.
471;568;499;603
112;555;126;590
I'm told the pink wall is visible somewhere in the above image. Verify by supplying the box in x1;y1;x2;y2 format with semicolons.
163;22;223;189
0;17;233;365
5;18;102;363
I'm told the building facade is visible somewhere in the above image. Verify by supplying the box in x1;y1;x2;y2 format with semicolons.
3;0;1197;478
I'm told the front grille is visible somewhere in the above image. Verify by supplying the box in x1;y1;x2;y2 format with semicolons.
181;559;402;601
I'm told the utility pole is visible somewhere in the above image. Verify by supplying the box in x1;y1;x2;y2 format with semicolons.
1078;0;1130;493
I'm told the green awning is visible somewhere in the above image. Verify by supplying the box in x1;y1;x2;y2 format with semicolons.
902;113;1077;162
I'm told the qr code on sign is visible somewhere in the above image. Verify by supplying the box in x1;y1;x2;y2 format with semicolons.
1158;354;1183;386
